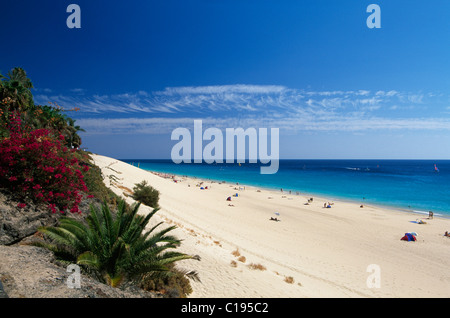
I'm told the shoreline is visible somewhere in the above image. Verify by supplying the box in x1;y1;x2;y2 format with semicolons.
137;165;448;220
92;154;450;298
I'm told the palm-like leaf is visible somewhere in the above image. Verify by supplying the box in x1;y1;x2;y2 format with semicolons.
77;251;100;268
31;199;200;287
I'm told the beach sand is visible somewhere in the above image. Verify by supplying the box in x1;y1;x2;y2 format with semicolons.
91;154;450;298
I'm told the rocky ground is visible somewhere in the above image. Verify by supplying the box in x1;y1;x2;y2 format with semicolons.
0;191;59;246
0;191;158;298
0;244;157;298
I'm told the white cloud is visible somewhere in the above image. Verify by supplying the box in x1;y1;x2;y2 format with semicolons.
77;114;450;136
35;85;430;116
158;84;288;95
35;84;450;135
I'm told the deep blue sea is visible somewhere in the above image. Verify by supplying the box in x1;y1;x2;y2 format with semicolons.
121;159;450;217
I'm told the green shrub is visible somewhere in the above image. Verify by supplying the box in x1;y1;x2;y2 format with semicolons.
140;263;200;298
132;180;159;208
76;151;120;205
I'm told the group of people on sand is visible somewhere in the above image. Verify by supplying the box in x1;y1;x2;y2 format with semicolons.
226;193;237;207
152;172;176;179
280;188;301;196
303;198;335;209
403;211;450;239
424;212;450;238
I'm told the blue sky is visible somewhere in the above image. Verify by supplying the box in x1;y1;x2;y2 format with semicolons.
1;0;450;159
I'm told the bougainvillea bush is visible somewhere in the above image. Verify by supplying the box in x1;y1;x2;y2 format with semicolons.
0;111;89;214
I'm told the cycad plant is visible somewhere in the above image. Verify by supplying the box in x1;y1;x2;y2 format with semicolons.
33;200;199;288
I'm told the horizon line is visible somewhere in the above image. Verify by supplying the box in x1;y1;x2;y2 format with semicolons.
116;158;449;161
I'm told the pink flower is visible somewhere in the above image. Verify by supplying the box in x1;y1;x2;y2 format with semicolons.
70;206;79;213
0;117;89;217
48;204;56;213
43;166;55;173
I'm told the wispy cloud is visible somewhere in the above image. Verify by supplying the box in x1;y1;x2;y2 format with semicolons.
76;114;450;136
33;88;53;93
34;84;450;135
158;84;288;95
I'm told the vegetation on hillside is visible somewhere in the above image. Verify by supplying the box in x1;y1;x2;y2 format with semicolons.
0;67;116;211
33;200;199;295
0;67;199;297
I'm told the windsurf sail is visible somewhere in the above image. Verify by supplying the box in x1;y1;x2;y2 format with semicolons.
434;164;439;172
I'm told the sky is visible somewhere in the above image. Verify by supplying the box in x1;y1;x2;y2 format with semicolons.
1;0;450;159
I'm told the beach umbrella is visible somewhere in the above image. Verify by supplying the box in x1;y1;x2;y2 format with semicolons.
401;233;416;241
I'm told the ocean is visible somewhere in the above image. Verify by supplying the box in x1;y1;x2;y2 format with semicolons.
121;159;450;217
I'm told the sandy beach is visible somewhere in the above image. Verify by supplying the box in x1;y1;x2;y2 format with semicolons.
91;154;450;298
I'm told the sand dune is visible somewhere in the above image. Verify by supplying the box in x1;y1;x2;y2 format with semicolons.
91;154;450;298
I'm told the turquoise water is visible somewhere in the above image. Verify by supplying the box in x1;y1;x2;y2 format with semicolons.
122;159;450;217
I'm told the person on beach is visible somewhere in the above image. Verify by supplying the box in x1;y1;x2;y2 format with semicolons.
429;211;434;219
